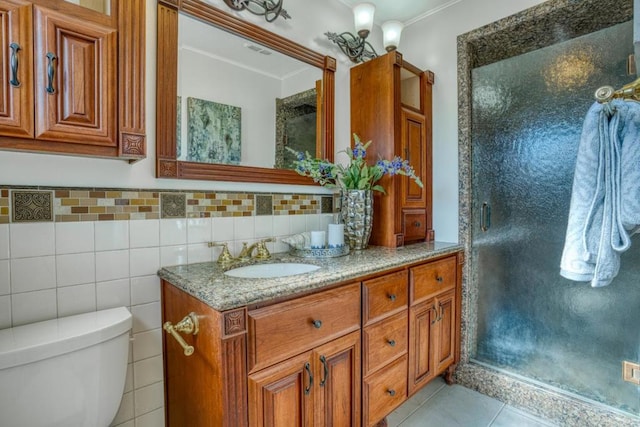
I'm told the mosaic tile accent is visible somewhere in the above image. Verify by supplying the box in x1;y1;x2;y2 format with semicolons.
456;0;636;425
11;190;53;222
54;189;159;222
185;192;254;218
0;189;8;224
161;193;187;218
255;195;273;216
273;194;320;215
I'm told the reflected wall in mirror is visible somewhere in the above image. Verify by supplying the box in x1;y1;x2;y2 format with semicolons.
157;0;335;185
64;0;111;15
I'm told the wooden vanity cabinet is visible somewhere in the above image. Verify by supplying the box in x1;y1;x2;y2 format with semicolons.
161;251;463;427
350;51;434;247
361;270;409;427
0;0;145;160
408;256;460;395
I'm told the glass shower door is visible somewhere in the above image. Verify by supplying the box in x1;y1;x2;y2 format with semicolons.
471;20;640;415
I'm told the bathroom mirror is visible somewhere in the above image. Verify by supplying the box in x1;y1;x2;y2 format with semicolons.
156;0;336;185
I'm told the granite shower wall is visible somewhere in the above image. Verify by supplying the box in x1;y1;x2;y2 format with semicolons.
0;185;334;427
457;0;639;426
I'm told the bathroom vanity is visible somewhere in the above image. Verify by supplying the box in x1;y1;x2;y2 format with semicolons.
159;242;463;427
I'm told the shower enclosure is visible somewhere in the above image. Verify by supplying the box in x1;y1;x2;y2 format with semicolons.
470;19;640;416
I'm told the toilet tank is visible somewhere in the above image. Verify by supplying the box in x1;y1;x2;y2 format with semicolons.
0;307;132;427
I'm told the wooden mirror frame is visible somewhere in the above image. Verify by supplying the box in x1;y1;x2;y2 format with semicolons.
156;0;336;185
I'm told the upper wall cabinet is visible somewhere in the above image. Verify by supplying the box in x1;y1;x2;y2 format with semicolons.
0;0;145;160
351;52;434;247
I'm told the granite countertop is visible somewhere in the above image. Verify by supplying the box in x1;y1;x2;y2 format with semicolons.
158;241;462;311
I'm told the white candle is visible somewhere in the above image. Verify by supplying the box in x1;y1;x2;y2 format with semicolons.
310;231;326;248
327;224;345;248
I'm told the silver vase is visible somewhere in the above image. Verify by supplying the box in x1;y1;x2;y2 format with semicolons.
340;189;373;250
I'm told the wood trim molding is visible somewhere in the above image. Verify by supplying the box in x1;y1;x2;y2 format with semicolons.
118;0;146;159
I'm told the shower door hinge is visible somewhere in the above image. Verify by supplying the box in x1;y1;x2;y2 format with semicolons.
622;361;640;385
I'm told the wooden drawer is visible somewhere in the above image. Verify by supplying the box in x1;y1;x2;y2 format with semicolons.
403;210;427;242
363;270;408;325
363;354;408;427
410;256;456;304
363;311;407;377
247;282;360;372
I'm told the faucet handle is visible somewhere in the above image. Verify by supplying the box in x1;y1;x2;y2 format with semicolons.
208;242;234;264
255;238;273;260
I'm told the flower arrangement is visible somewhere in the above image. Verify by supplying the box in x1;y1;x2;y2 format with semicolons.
288;134;423;193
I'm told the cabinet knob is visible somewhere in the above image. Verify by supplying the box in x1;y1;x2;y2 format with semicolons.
387;339;396;347
413;221;421;228
387;389;396;397
388;293;397;302
312;319;322;329
436;276;443;283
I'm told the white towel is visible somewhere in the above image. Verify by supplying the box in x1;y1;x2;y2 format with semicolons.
560;99;640;287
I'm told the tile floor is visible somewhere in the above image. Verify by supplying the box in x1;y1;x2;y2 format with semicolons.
387;377;556;427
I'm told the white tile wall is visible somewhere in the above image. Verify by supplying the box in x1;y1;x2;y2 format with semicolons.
0;259;9;295
95;221;130;251
0;295;10;329
56;252;95;286
0;214;331;426
0;224;9;259
9;223;55;258
55;222;94;254
11;256;56;293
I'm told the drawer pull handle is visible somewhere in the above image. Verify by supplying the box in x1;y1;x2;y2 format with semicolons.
45;52;57;94
387;389;396;397
431;305;438;324
304;362;313;395
163;312;199;357
312;319;322;329
413;221;421;227
319;355;329;387
387;339;396;347
388;293;397;302
436;276;444;283
9;42;20;87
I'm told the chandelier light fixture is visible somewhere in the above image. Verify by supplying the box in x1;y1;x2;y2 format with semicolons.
325;2;404;63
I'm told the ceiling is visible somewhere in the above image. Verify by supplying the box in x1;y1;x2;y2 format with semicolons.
337;0;461;27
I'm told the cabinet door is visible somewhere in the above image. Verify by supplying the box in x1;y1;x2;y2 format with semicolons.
400;108;426;208
434;289;456;375
313;331;361;427
33;4;116;145
408;297;437;395
248;351;314;427
0;0;32;137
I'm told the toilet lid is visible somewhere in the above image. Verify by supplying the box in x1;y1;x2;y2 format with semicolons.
0;307;132;370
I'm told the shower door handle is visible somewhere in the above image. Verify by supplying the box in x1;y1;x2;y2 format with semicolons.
481;202;491;232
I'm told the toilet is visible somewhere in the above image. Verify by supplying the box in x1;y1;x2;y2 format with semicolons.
0;307;132;427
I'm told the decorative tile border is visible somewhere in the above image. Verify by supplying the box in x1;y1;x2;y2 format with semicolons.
12;190;53;222
0;189;8;224
185;192;254;217
273;194;320;215
0;186;330;223
255;195;273;216
160;193;186;218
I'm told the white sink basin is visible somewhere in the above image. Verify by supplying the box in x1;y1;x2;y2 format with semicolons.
224;263;320;279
